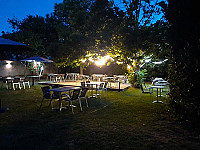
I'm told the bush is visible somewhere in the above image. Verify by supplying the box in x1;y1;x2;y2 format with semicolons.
128;69;147;88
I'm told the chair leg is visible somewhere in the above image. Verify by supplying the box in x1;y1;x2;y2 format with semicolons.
28;82;30;88
59;102;63;111
70;101;74;114
23;82;26;89
103;90;105;98
13;84;15;90
49;97;53;107
79;98;83;112
85;97;89;107
39;97;44;109
19;83;21;90
6;81;8;89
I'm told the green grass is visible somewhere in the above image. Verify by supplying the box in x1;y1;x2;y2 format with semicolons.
0;85;199;150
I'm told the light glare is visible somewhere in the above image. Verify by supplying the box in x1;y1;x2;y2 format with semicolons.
95;57;106;66
6;61;12;69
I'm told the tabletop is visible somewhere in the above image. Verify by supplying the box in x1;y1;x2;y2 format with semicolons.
151;85;165;89
152;78;164;82
103;77;115;79
27;75;41;78
154;83;168;86
3;77;14;80
86;82;105;85
49;86;81;92
48;74;58;76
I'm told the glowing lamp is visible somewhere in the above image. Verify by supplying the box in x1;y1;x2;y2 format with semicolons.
95;58;106;66
6;61;12;69
81;59;86;63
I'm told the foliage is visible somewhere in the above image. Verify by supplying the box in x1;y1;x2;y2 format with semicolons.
52;0;124;68
26;62;45;75
4;14;61;57
142;61;168;81
127;72;136;86
128;69;147;87
164;0;200;127
2;0;169;71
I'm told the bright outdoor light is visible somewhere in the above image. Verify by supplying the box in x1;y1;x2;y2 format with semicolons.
152;61;163;65
127;64;131;70
116;61;123;64
95;57;107;66
94;55;112;67
5;61;12;69
140;63;145;68
145;59;151;63
89;57;94;62
81;58;86;63
152;59;168;65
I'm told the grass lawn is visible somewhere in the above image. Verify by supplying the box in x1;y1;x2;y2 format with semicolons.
0;85;199;150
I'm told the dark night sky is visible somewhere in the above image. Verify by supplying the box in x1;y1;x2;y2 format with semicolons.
0;0;126;35
0;0;63;35
0;0;162;36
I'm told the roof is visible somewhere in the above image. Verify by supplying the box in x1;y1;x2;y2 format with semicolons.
21;56;53;62
0;37;27;46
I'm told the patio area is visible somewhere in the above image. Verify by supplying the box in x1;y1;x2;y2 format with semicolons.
37;80;131;91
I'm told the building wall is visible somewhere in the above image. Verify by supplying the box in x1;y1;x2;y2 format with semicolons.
0;60;58;77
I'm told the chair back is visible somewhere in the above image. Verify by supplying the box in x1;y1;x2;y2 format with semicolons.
51;85;59;89
24;78;29;82
81;81;85;87
41;86;51;99
13;78;20;83
99;83;104;89
71;89;81;100
86;81;93;89
50;85;60;97
80;88;88;97
104;81;108;88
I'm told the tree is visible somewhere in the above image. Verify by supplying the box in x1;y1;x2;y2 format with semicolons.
4;14;61;57
2;0;168;76
108;0;167;67
53;0;125;68
165;0;200;127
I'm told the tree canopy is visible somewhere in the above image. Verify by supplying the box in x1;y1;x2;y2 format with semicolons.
2;0;168;69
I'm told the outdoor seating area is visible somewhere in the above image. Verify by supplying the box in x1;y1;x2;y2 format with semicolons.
1;83;199;149
0;76;30;90
0;74;169;104
43;73;130;91
1;0;199;149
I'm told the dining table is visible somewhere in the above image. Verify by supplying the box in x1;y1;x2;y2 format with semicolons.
27;75;41;86
49;86;81;111
86;82;105;98
151;85;165;103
